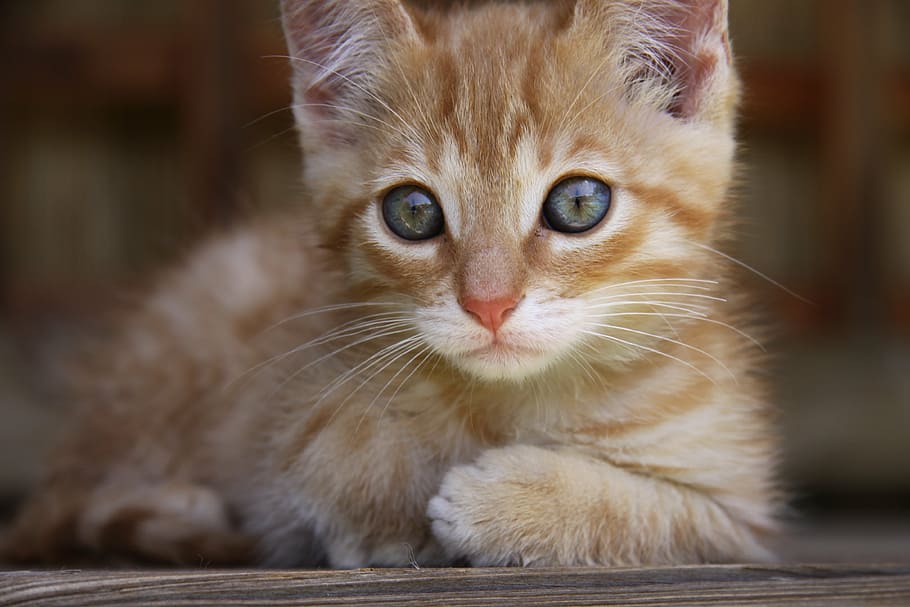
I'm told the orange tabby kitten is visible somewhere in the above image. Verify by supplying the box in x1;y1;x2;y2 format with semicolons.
3;0;778;567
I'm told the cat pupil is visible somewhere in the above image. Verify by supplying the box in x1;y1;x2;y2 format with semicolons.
382;185;444;241
543;177;611;233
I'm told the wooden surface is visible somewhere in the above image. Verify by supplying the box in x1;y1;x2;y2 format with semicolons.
1;565;909;607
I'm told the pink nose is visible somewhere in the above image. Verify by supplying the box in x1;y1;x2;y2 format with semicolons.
461;296;519;333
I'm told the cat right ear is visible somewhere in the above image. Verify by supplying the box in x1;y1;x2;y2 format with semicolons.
572;0;736;124
280;0;418;144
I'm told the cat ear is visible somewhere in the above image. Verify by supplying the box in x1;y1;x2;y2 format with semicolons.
280;0;418;143
574;0;735;122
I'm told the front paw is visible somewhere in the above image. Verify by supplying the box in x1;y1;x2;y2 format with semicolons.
427;445;578;566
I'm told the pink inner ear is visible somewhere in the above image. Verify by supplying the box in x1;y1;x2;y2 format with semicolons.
668;1;730;119
621;0;730;120
671;45;722;119
281;0;417;143
300;85;358;144
282;1;345;65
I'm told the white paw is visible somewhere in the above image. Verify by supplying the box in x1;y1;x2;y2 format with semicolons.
427;446;567;566
427;464;513;566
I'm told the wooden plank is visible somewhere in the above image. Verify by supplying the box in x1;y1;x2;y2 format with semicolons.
1;565;909;607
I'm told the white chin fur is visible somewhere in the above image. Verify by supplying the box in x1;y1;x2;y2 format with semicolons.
416;291;584;382
452;347;557;382
415;292;584;382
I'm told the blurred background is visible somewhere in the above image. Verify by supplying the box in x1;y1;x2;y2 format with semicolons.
0;1;908;562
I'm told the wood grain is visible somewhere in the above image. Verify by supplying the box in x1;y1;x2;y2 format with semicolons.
1;565;909;607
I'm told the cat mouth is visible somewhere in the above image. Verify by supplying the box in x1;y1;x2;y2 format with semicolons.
467;338;534;358
456;339;552;380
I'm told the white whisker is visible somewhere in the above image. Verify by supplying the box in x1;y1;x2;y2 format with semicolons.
587;300;709;316
288;102;412;140
315;334;421;400
245;125;299;153
650;306;683;340
692;242;813;305
264;302;406;333
224;314;413;391
326;338;427;428
264;327;418;406
242;105;292;129
557;52;614;134
370;345;436;429
564;78;629;135
581;329;717;385
365;2;436;141
591;291;726;303
587;278;718;295
271;54;424;146
589;312;765;350
589;323;737;382
565;349;606;392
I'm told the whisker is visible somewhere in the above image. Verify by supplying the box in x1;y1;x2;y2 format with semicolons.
269;54;424;146
587;277;718;294
581;329;717;385
367;344;436;429
263;327;418;406
325;338;427;428
565;349;606;392
591;291;726;303
557;52;614;134
564;78;629;135
602;283;716;293
288;102;412;140
242;105;291;129
589;312;765;350
223;315;413;391
365;2;436;141
606;278;718;286
589;322;737;382
310;330;419;394
317;335;423;403
245;124;299;153
650;306;683;340
587;300;710;316
585;280;719;302
692;242;813;305
264;302;407;333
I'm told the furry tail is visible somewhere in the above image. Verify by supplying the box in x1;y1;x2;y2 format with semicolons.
1;483;255;567
0;490;90;565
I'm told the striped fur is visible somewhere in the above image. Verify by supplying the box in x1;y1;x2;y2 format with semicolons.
3;0;778;568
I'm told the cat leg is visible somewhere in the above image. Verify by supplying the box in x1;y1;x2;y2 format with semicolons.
76;481;254;566
428;444;774;567
262;413;450;568
1;488;91;565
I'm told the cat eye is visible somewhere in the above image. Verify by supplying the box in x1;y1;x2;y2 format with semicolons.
381;185;445;241
542;177;612;234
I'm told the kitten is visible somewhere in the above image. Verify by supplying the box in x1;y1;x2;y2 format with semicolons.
3;0;778;567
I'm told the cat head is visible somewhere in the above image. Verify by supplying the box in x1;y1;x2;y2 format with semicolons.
281;0;738;382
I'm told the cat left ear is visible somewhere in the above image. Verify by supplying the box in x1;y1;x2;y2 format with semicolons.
574;0;735;123
280;0;418;143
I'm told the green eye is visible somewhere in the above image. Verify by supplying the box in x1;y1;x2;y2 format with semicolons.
382;185;445;241
542;177;612;234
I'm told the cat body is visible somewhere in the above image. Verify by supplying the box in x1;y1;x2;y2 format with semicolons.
3;0;778;567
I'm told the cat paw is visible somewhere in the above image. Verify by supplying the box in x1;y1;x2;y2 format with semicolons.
79;482;254;565
427;445;578;566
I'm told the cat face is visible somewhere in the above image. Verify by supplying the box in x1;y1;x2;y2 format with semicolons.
283;0;737;381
